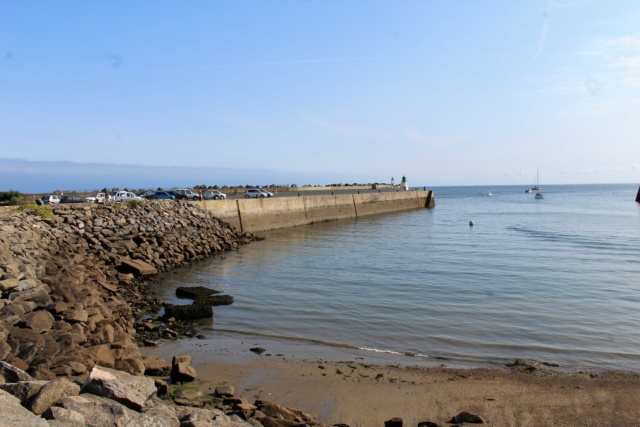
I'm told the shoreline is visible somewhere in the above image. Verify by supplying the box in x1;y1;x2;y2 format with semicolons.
142;330;640;426
3;201;639;425
144;327;607;373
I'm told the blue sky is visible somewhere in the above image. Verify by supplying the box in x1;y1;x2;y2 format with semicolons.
1;0;639;192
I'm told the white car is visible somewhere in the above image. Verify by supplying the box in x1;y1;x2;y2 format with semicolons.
259;190;274;197
84;193;106;203
244;189;268;198
113;191;143;202
202;189;227;200
39;195;61;205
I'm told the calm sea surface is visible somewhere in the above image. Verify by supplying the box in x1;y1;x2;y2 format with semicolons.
156;184;640;371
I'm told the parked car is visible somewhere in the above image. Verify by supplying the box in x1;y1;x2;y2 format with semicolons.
202;189;227;200
60;195;85;204
244;189;268;198
39;195;61;205
152;191;175;200
137;190;156;199
112;191;143;202
84;193;105;203
173;188;200;200
165;190;187;200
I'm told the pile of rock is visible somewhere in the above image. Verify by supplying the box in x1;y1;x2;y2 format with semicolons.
0;201;255;380
1;355;332;427
0;202;346;427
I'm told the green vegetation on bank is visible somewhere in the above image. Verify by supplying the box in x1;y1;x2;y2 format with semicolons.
0;190;23;206
15;203;54;218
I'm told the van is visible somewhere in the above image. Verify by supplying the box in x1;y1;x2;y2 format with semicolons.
113;191;142;202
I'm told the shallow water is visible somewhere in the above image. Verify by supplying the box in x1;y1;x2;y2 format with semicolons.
155;184;640;371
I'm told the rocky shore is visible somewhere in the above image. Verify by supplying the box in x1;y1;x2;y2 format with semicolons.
3;201;640;426
0;201;328;426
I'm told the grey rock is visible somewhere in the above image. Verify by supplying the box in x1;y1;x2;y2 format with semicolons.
28;378;80;415
125;403;180;427
58;393;138;427
215;384;235;397
171;354;196;383
255;400;313;423
0;380;49;403
384;417;403;427
44;406;86;425
450;411;485;424
0;360;35;383
81;365;156;410
0;388;49;427
170;362;197;383
143;355;172;376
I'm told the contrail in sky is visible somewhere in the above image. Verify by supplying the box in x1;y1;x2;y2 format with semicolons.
498;0;553;90
95;56;398;79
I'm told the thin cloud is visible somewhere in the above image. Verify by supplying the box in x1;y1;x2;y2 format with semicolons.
94;56;399;79
613;56;640;68
591;36;640;51
534;34;640;105
296;112;356;134
400;129;466;147
561;166;627;175
297;112;467;148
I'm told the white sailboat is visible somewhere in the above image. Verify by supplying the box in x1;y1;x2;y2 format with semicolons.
531;168;541;191
534;168;543;199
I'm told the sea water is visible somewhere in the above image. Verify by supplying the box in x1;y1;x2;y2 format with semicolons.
155;184;640;371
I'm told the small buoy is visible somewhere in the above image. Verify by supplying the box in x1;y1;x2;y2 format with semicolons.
469;221;474;226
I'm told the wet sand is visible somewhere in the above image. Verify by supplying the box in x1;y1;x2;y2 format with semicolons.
143;333;640;426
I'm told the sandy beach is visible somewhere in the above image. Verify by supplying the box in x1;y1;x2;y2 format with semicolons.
143;333;640;427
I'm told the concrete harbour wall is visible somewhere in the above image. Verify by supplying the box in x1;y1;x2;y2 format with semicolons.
198;190;435;233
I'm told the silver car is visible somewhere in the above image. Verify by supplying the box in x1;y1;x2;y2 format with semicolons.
202;190;227;200
244;189;267;198
39;195;61;205
113;191;144;202
173;188;200;200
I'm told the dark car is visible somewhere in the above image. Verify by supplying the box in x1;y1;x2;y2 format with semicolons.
152;191;176;200
165;190;187;200
60;195;85;203
138;190;156;199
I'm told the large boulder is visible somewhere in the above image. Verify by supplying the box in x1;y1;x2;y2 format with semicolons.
43;406;86;426
255;400;314;424
133;402;180;427
57;393;138;426
0;360;34;383
170;355;197;383
0;388;49;427
22;310;54;333
163;303;213;320
0;380;49;403
143;355;172;376
81;365;157;411
27;377;80;415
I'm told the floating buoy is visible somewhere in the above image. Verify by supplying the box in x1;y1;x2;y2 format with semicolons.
469;221;474;226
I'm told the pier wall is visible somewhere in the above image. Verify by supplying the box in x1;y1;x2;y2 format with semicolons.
199;190;435;233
